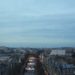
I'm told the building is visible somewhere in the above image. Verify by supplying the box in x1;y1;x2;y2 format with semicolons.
58;64;75;75
50;49;66;56
0;56;10;75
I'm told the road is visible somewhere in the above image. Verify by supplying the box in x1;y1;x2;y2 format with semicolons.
24;71;36;75
21;53;47;75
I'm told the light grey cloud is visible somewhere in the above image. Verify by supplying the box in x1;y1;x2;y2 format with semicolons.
0;0;75;47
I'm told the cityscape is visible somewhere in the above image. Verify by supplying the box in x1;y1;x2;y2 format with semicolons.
0;46;75;75
0;0;75;75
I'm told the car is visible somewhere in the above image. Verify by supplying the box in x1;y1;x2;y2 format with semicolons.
27;62;36;66
25;65;35;71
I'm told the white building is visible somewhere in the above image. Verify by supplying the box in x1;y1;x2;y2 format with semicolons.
50;50;66;56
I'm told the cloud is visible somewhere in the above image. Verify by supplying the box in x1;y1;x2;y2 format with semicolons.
0;0;75;47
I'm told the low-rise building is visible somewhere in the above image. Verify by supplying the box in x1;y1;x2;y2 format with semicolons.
50;49;66;56
57;64;75;75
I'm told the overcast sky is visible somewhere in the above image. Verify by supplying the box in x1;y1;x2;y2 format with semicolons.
0;0;75;47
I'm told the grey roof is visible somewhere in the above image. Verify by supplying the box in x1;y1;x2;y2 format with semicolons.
50;50;66;56
61;64;75;69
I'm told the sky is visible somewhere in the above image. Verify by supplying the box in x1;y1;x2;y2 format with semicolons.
0;0;75;48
